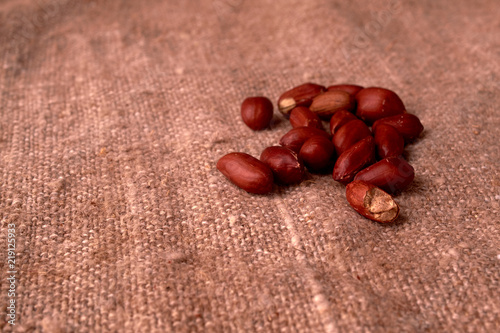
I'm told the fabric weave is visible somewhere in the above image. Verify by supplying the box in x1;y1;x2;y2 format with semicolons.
0;0;499;332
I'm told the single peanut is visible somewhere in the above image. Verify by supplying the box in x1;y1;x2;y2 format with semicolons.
241;96;274;131
346;180;400;223
372;113;424;142
309;90;356;120
354;156;415;194
217;152;274;194
355;87;406;124
299;136;336;172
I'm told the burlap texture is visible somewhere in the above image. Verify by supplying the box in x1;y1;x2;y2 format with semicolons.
0;0;499;332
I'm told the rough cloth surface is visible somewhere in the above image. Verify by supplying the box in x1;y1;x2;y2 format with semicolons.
0;0;499;332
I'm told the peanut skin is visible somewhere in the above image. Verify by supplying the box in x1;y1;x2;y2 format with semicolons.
346;180;400;223
241;96;274;131
355;87;406;124
333;136;376;185
217;152;274;194
260;146;305;184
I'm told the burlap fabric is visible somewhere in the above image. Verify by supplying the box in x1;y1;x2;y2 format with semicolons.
0;0;499;332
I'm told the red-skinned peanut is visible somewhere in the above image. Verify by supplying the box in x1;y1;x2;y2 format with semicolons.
346;180;400;223
355;87;405;124
217;152;274;194
372;113;424;142
299;136;336;172
241;96;274;131
333;136;376;185
354;156;415;194
289;106;323;129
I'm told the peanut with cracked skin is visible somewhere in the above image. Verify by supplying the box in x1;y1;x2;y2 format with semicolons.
277;83;325;116
346;180;400;223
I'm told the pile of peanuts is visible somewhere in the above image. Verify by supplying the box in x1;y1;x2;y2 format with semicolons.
217;83;423;223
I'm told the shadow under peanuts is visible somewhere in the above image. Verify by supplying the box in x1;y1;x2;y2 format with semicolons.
377;174;431;228
401;128;428;158
264;169;339;198
378;209;409;228
266;178;309;198
269;114;284;130
400;174;430;196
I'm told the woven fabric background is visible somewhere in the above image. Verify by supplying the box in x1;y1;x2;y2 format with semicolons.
0;0;499;332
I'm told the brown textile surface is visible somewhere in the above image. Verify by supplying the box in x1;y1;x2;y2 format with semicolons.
1;0;499;332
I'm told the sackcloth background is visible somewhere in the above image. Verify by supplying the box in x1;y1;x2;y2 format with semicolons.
0;0;499;332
